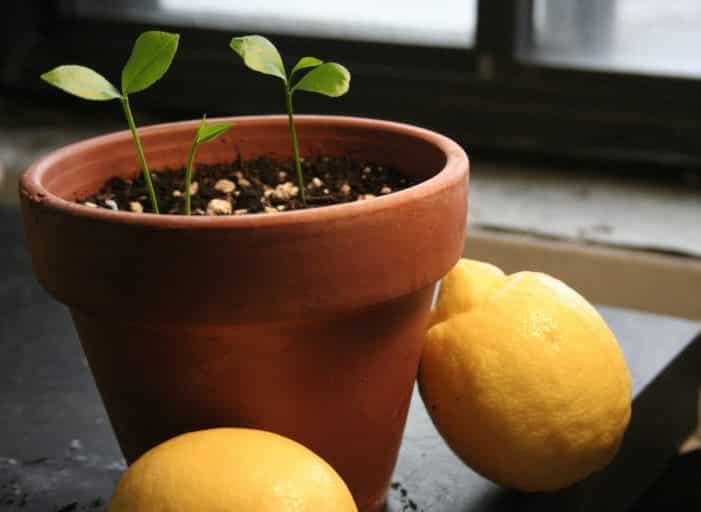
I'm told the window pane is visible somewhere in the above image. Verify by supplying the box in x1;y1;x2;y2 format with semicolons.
66;0;477;48
526;0;701;78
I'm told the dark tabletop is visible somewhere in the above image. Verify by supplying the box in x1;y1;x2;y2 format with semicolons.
0;206;699;511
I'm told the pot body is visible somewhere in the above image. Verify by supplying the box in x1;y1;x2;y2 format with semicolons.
71;286;432;511
20;116;469;512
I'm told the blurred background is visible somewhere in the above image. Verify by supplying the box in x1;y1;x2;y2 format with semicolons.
0;1;700;508
1;0;700;261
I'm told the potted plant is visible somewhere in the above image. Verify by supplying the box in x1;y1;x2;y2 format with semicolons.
21;32;469;512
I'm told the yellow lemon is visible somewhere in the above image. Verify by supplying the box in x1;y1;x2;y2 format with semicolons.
419;259;632;491
109;428;357;511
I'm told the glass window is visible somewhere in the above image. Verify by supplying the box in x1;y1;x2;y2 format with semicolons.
525;0;701;78
65;0;478;48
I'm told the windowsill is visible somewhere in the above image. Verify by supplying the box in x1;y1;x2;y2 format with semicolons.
2;96;700;259
470;162;701;258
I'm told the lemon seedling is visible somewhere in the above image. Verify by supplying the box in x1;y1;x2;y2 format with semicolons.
184;115;233;215
41;30;180;214
229;35;350;206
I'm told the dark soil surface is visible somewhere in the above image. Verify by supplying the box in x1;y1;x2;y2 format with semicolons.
80;156;419;215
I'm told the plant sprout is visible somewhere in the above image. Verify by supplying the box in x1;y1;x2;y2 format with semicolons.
184;115;233;215
41;30;180;214
230;35;350;206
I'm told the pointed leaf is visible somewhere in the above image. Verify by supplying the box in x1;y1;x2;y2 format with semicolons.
198;114;207;134
290;56;323;79
40;65;120;101
291;62;350;97
230;35;287;82
121;31;180;94
196;122;233;144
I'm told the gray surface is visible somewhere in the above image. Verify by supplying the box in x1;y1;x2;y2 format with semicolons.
470;163;701;258
0;205;700;511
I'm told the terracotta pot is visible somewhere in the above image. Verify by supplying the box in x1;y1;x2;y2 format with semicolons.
20;115;468;512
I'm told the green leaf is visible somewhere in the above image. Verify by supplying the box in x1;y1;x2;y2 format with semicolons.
121;31;180;95
196;122;233;144
230;35;287;82
291;62;350;97
40;65;120;101
290;57;323;79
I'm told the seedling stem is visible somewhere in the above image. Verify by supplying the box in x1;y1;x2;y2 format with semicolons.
284;88;306;205
121;95;159;213
184;137;198;215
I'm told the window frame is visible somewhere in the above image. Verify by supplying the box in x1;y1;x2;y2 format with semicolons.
2;0;700;175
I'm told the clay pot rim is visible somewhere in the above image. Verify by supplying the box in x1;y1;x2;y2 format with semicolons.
21;115;467;228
